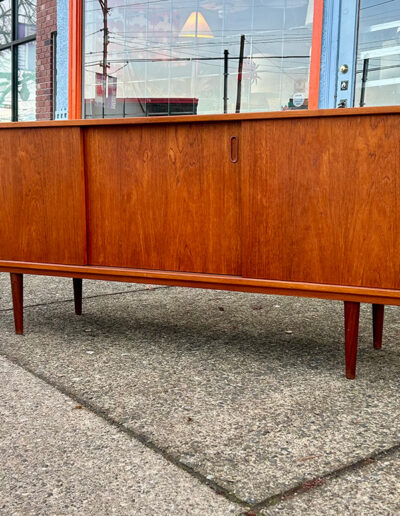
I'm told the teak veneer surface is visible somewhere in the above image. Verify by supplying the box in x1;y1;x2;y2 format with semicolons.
85;123;241;274
0;127;86;264
242;115;400;289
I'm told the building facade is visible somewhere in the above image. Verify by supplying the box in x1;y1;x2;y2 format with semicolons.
0;0;399;122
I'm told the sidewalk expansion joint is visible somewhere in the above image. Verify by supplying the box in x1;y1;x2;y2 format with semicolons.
0;285;170;313
0;352;248;510
249;443;400;513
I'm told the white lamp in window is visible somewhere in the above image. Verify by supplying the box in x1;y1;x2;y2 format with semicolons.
179;11;214;38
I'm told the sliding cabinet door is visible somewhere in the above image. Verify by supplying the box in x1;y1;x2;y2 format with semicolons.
241;115;400;289
0;127;87;265
85;122;241;275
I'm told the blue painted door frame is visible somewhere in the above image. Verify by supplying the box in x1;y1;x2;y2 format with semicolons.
319;0;360;109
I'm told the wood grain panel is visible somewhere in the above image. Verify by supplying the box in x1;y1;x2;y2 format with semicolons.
85;123;241;274
0;127;86;264
242;115;400;289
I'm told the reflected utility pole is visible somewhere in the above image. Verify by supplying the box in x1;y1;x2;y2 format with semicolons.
235;35;245;113
223;49;229;113
98;0;109;116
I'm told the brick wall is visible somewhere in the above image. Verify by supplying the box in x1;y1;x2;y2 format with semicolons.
36;0;57;120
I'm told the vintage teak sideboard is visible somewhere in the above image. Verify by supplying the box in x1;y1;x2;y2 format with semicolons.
1;107;399;379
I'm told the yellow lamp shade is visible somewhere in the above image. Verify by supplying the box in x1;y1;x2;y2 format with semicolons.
179;11;214;38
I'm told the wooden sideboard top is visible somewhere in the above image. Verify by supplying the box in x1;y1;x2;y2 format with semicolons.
1;105;400;130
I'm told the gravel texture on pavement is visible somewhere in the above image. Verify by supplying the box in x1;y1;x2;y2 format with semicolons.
1;273;399;511
0;355;240;515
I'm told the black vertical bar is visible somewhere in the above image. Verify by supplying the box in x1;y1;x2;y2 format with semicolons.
223;49;229;114
360;58;369;107
12;45;18;121
12;0;17;41
51;31;57;119
12;0;18;120
235;35;245;114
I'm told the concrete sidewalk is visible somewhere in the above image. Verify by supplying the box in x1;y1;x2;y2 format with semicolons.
0;273;399;515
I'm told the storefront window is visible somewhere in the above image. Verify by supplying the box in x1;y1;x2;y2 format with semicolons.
356;0;400;107
0;0;36;121
83;0;314;118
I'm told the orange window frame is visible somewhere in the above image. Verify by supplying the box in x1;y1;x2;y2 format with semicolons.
309;0;324;110
68;0;82;119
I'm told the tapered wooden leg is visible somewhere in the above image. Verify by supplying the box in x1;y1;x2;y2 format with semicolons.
73;278;82;315
372;304;384;350
10;273;23;335
344;301;360;379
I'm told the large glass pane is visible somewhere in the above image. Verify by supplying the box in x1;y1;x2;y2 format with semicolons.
17;40;36;120
18;0;36;38
0;0;12;45
355;0;400;107
0;48;11;121
83;0;314;117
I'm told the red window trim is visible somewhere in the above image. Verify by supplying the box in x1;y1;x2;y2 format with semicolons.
68;0;82;119
309;0;324;110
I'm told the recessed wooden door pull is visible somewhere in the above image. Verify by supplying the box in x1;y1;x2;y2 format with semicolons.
230;136;239;163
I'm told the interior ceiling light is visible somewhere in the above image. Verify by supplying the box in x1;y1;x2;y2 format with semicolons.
179;11;214;38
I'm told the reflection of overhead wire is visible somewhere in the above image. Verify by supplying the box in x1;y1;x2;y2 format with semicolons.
86;28;104;37
107;36;227;64
85;0;313;12
361;0;395;9
87;32;312;59
109;32;312;45
85;55;309;64
355;62;400;74
111;61;130;74
251;42;306;82
105;36;219;68
99;32;313;55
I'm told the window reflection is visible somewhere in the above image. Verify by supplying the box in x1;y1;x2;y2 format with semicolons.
84;0;314;117
0;0;12;45
17;41;36;120
356;0;400;107
0;48;11;121
18;0;37;38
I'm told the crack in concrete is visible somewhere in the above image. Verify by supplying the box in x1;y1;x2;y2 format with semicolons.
250;444;400;513
0;285;170;313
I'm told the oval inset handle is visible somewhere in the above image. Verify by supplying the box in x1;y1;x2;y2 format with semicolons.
230;136;239;163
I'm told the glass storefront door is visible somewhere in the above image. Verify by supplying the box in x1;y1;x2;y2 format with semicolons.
355;0;400;107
